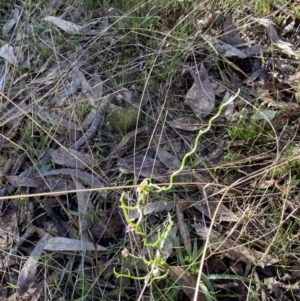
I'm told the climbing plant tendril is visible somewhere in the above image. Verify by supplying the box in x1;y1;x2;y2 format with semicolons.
115;89;240;286
148;89;240;192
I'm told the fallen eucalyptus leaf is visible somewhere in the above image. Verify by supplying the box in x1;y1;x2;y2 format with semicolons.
160;225;178;260
194;198;238;222
169;266;207;301
48;74;82;107
6;175;41;188
43;237;107;252
35;105;81;131
177;201;192;256
44;16;84;34
3;7;19;34
242;45;268;56
72;177;93;242
118;156;169;182
211;38;248;59
17;234;48;296
40;168;106;197
251;110;277;120
128;201;176;220
111;125;149;158
168;116;202;131
157;146;181;170
195;225;279;267
49;147;94;169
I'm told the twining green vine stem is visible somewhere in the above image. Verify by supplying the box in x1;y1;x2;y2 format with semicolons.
149;89;240;192
116;89;240;284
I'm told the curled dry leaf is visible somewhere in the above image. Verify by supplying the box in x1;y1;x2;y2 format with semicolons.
43;237;107;252
44;0;65;13
195;225;279;267
0;119;20;148
282;20;295;35
80;74;104;128
0;206;18;248
17;234;48;296
67;67;96;107
256;18;296;55
0;44;18;65
119;88;136;103
49;147;94;169
222;15;245;46
184;64;215;120
220;92;235;120
287;70;300;87
197;11;216;30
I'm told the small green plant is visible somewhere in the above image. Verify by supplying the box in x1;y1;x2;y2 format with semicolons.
116;91;240;293
115;180;172;285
